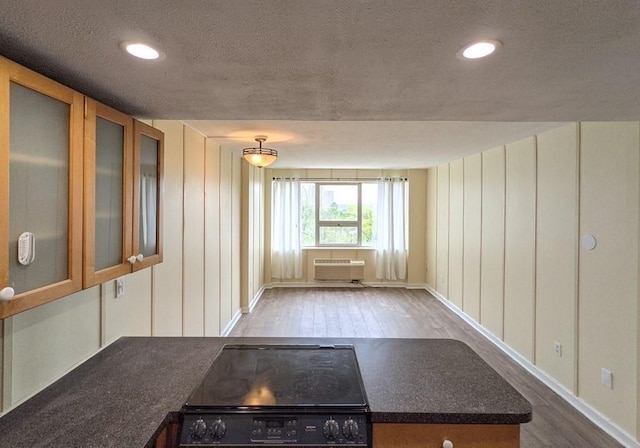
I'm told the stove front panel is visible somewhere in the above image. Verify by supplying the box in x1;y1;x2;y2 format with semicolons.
180;412;369;447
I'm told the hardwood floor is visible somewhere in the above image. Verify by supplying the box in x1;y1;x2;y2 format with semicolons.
229;287;624;448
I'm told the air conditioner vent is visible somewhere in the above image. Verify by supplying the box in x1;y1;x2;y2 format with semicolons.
313;259;365;281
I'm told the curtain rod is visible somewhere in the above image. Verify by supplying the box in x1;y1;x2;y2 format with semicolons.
272;177;408;181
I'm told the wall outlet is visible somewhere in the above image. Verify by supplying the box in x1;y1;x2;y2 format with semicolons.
601;368;613;389
554;341;562;357
115;277;124;299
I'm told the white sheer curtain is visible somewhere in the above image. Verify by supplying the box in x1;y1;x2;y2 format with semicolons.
375;178;407;280
271;177;303;279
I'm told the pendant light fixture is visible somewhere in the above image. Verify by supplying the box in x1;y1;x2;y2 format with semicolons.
242;135;278;168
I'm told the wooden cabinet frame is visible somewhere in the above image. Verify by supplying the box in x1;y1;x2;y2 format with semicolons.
0;57;84;318
83;99;134;287
132;120;164;271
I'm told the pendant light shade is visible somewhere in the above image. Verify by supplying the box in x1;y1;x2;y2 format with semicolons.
243;136;277;168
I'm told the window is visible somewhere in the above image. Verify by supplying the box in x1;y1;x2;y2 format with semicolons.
301;182;378;247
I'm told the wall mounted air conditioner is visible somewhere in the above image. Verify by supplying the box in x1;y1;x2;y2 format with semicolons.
313;259;365;281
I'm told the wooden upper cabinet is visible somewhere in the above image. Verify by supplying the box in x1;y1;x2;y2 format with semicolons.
83;99;134;287
0;57;84;318
132;120;163;271
0;56;165;317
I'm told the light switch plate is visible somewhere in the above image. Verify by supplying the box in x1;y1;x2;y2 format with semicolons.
601;368;613;389
115;277;124;299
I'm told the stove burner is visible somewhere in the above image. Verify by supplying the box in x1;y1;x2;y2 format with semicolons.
293;370;344;403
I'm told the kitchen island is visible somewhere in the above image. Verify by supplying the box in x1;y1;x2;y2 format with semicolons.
0;337;531;447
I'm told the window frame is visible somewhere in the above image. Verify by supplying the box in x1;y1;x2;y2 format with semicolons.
314;182;362;247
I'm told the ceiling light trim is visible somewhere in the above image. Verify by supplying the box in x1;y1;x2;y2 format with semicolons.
120;41;165;61
457;39;502;60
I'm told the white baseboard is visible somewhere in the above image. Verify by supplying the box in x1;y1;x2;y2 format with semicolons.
424;285;640;448
221;309;243;337
362;282;406;288
241;286;266;314
268;281;410;288
270;281;367;288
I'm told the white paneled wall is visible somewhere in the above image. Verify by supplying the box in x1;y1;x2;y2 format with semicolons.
182;127;206;336
503;137;537;361
448;160;464;308
535;124;578;391
578;122;639;434
7;287;100;405
219;148;234;328
425;169;437;288
436;165;449;295
152;121;184;336
407;170;427;286
427;123;640;440
241;162;265;311
231;156;242;320
204;139;221;336
462;153;481;322
479;146;505;339
104;269;152;344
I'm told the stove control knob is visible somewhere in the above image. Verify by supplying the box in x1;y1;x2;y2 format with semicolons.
191;418;207;440
211;418;227;440
343;418;359;440
323;419;340;440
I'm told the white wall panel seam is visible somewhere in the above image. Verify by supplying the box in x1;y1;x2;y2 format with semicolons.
637;122;640;440
461;159;465;311
574;123;582;397
501;146;506;341
447;163;451;295
218;147;223;333
1;317;13;410
99;283;107;346
181;126;187;336
479;155;484;325
532;136;538;365
201;138;206;336
435;167;438;292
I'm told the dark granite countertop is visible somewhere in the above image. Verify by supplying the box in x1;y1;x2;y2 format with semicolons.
0;337;531;447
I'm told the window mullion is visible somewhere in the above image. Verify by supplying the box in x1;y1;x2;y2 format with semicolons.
357;183;362;245
315;183;320;245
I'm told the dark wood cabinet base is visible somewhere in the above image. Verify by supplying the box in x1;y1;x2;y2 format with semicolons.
373;423;520;448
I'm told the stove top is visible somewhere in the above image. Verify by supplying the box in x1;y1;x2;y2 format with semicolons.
184;344;368;409
179;344;370;447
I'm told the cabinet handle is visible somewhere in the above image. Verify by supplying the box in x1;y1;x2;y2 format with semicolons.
127;255;137;265
0;287;15;301
442;440;453;448
136;253;144;262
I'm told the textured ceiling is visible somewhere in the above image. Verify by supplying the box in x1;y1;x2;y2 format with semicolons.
0;1;638;167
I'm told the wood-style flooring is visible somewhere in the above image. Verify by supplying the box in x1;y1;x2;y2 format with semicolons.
229;287;624;448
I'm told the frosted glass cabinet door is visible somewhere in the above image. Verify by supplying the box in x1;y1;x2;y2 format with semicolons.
83;100;133;287
132;120;163;271
0;57;83;319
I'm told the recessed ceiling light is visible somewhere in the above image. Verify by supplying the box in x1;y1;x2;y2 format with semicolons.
121;42;164;60
457;40;502;60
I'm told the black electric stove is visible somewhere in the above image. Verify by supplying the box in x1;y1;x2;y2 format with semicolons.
179;344;370;447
